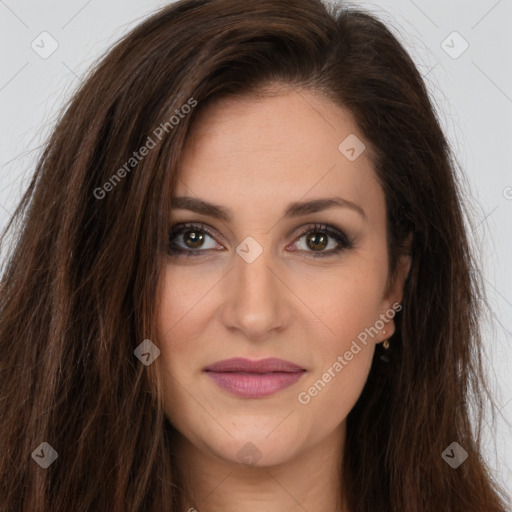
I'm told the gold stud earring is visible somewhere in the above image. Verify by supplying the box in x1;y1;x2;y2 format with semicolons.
382;330;389;349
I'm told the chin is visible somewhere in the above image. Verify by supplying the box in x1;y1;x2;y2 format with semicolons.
194;422;309;468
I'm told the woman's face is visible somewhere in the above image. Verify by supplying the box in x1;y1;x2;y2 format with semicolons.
157;88;409;467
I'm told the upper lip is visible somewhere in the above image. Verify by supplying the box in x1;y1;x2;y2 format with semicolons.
204;357;305;373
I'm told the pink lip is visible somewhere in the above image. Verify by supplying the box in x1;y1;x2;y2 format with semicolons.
204;357;306;398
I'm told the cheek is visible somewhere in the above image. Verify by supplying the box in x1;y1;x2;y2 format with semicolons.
296;306;376;432
291;254;387;348
156;263;219;349
291;265;383;419
156;269;211;410
296;345;374;437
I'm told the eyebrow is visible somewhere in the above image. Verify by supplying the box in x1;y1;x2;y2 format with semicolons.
170;195;367;222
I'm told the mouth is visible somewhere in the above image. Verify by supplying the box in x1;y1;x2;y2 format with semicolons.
203;357;306;398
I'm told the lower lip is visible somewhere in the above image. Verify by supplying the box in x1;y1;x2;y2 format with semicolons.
205;371;305;398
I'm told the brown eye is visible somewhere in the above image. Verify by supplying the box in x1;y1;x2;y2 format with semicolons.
305;232;328;251
168;223;222;256
182;229;205;249
290;223;354;258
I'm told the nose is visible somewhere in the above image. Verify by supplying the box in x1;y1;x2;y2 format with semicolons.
220;245;291;341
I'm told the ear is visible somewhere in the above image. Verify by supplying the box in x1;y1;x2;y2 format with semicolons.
378;235;412;341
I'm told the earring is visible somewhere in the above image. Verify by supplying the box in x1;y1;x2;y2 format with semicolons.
382;330;389;350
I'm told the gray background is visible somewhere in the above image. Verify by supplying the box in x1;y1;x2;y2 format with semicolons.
1;0;511;496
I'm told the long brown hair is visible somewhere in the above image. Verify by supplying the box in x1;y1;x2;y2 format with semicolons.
0;0;509;510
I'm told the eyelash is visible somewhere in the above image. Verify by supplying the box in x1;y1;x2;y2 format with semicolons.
167;222;354;259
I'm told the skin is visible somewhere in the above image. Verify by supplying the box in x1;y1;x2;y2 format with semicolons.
156;87;411;512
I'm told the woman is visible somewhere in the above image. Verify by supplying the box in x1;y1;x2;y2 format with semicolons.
0;0;508;510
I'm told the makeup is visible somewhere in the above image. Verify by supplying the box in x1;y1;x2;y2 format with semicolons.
204;357;306;398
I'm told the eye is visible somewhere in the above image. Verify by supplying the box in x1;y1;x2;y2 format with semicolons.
168;223;222;256
167;222;354;258
289;223;354;258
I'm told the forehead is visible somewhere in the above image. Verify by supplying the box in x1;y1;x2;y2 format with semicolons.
175;90;384;223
